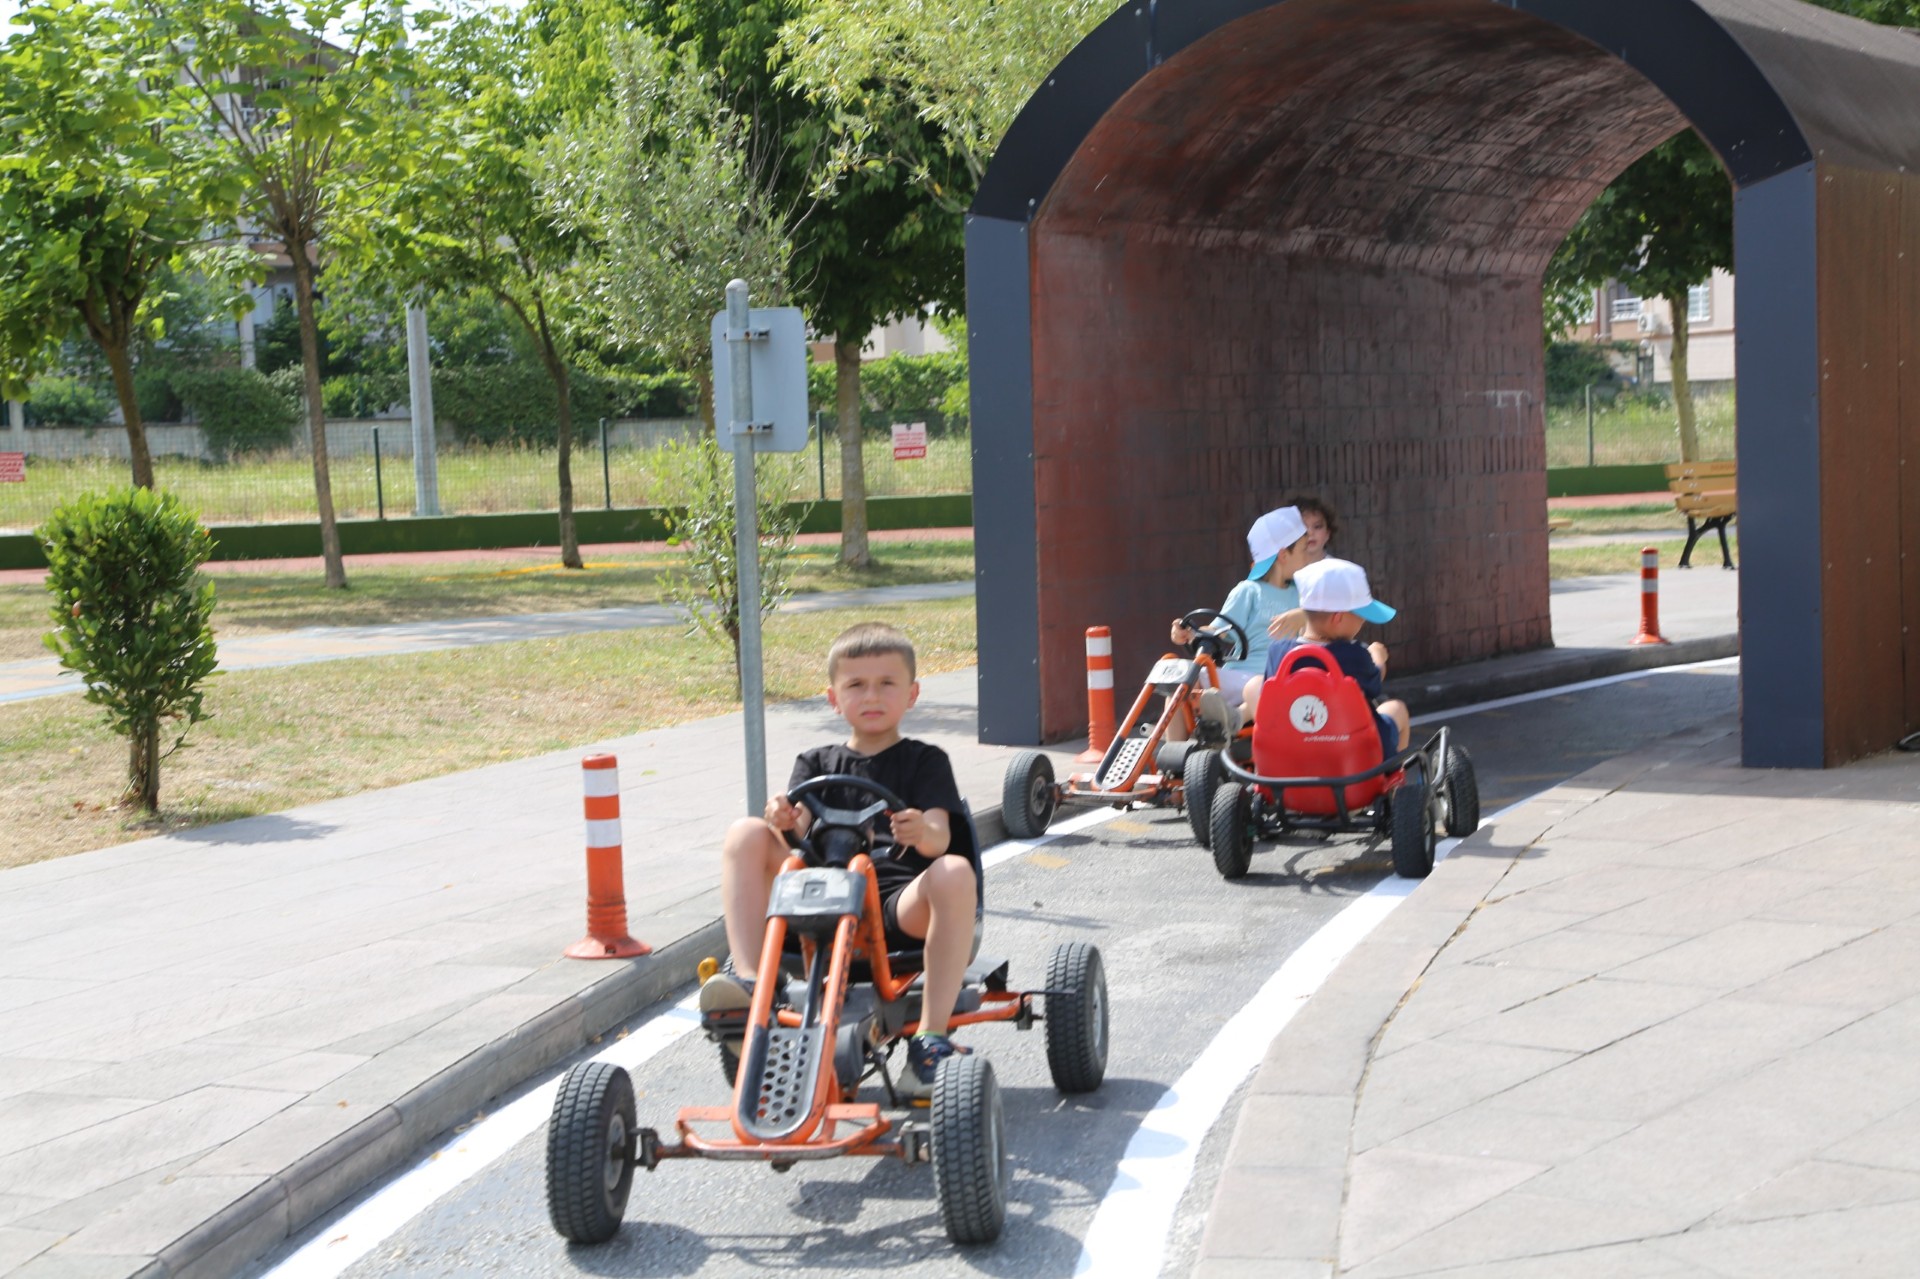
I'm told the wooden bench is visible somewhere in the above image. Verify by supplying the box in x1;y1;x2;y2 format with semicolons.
1667;460;1737;569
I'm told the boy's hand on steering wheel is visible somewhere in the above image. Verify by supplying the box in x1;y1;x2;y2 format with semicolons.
1268;609;1306;639
1170;620;1195;645
765;792;804;833
888;806;931;851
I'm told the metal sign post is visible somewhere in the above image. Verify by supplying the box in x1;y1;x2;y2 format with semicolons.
712;283;809;817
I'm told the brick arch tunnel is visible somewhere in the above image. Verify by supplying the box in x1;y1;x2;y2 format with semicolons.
966;0;1920;768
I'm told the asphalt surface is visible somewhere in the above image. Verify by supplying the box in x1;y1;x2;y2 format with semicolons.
267;662;1739;1279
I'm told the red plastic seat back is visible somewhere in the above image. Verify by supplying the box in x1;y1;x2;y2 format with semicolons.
1252;645;1389;815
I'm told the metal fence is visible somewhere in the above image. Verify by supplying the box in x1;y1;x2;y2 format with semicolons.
1542;392;1737;468
0;417;975;533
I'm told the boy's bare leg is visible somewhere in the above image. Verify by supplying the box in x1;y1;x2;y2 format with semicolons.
1239;675;1263;725
891;857;977;1037
719;817;791;975
1380;699;1411;751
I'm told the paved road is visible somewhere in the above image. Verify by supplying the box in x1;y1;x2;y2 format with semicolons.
260;663;1739;1279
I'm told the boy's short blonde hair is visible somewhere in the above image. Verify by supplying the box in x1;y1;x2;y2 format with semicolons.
827;621;917;681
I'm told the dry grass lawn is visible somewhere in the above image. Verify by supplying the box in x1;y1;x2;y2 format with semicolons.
0;598;977;869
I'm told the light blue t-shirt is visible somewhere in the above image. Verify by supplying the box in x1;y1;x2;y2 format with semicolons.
1215;578;1299;676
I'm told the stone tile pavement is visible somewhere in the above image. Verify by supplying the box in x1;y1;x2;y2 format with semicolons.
1195;719;1920;1277
0;566;1739;1278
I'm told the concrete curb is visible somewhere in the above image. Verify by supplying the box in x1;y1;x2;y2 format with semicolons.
1398;634;1739;715
161;919;726;1279
1189;720;1737;1277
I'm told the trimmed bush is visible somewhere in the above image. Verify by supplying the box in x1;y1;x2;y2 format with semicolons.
133;368;184;423
38;487;219;812
806;350;969;435
25;376;111;427
174;368;300;458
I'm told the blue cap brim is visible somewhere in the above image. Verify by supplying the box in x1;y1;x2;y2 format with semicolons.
1248;555;1279;581
1355;600;1396;624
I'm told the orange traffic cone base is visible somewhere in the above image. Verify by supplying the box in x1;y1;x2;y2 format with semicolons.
566;934;651;960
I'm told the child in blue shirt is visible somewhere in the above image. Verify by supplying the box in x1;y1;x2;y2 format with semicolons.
1171;507;1314;729
1262;557;1411;761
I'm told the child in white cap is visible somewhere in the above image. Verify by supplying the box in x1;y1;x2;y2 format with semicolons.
1170;506;1314;729
1257;557;1410;760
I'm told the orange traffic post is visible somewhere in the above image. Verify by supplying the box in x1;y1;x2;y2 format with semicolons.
1631;547;1670;645
565;754;651;960
1078;626;1117;763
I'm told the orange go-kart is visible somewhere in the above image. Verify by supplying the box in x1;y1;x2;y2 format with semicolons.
1199;644;1481;880
544;774;1109;1248
1001;609;1257;848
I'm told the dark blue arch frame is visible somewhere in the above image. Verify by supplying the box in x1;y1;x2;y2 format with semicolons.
967;0;1824;766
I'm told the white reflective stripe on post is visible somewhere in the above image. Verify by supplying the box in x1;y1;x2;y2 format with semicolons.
585;818;623;849
1088;669;1115;689
1086;635;1113;657
582;770;620;799
1642;579;1658;593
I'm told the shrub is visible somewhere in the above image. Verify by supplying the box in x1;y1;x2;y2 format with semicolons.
321;372;408;419
174;368;300;458
431;366;697;444
25;376;111;427
133;368;184;423
1545;341;1630;405
38;487;219;812
805;350;969;435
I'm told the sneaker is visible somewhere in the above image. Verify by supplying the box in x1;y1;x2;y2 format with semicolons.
698;967;755;1035
903;1033;972;1095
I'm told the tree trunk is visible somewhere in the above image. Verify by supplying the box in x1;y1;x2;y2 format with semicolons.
541;328;583;570
1667;291;1699;463
125;719;159;813
290;244;347;589
101;338;154;490
835;338;870;568
696;370;716;437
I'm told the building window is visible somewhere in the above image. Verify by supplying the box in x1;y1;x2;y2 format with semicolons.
1610;295;1642;322
1687;283;1711;323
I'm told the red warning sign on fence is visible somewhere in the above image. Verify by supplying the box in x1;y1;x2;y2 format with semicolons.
0;453;23;483
890;422;927;461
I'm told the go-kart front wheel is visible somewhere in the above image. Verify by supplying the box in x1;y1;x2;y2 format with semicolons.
1390;774;1435;879
1184;749;1223;848
932;1055;1009;1245
546;1061;635;1244
1002;750;1057;839
1044;941;1109;1094
1210;782;1254;879
1441;744;1481;838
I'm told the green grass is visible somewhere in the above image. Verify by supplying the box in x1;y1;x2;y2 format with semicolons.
1543;395;1736;468
1548;535;1737;578
0;596;979;869
0;537;975;661
0;432;975;532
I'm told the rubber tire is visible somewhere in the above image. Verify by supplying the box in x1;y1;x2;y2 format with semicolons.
1044;942;1110;1094
1002;750;1057;839
1390;774;1434;879
1184;749;1223;848
1210;782;1254;880
718;1039;741;1087
1441;745;1481;838
545;1062;635;1244
931;1055;1009;1245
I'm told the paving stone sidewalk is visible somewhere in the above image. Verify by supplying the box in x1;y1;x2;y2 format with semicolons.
1196;720;1920;1277
0;566;1738;1279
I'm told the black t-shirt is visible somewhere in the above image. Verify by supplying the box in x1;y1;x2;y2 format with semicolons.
787;738;966;891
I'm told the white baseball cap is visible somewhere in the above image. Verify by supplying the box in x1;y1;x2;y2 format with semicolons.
1246;507;1308;581
1294;557;1397;623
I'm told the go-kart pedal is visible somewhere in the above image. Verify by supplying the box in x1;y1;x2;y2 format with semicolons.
1096;733;1151;790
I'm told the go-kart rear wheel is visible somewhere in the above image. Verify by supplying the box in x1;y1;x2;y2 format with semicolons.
1390;774;1434;879
932;1055;1009;1245
1210;782;1254;880
1441;744;1481;838
1002;750;1057;839
1184;748;1224;848
718;1039;741;1087
545;1061;635;1244
1044;942;1109;1094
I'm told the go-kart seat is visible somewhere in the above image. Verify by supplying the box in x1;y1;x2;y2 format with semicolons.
1252;645;1397;816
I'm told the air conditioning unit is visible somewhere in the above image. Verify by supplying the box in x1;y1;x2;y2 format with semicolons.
1637;311;1659;333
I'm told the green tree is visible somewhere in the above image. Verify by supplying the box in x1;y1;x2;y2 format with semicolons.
360;4;619;569
138;0;426;589
39;487;219;813
647;0;967;568
0;0;250;488
1545;132;1731;461
549;30;790;429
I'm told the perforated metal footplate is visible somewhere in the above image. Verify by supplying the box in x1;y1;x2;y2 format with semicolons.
739;1024;828;1141
1097;734;1150;790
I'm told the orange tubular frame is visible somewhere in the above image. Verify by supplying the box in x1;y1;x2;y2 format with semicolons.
666;850;1027;1164
1062;650;1222;800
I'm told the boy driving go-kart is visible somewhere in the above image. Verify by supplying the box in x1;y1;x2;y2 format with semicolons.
545;623;1110;1248
1199;559;1482;880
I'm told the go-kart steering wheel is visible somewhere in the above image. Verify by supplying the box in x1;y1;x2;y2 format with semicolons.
786;774;906;867
1179;609;1250;665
